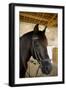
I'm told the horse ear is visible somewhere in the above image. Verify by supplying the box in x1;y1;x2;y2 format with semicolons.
34;24;39;32
43;26;47;33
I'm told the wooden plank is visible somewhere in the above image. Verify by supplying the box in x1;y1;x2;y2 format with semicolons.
52;48;58;64
47;15;57;26
20;13;48;22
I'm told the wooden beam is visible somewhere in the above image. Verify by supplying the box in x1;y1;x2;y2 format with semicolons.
20;13;48;22
20;13;57;27
47;15;57;26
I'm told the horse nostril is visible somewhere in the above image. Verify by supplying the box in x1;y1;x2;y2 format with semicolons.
41;62;52;74
45;66;49;71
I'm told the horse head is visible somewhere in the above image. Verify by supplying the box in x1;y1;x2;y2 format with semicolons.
31;24;52;74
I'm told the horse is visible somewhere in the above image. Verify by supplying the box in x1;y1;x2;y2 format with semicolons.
20;24;52;78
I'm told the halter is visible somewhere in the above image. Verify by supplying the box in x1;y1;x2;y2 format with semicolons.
25;36;41;77
26;35;51;77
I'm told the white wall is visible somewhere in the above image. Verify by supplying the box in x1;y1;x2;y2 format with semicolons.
19;22;35;36
0;0;66;90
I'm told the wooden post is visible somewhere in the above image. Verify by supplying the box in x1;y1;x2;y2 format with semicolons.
52;48;58;65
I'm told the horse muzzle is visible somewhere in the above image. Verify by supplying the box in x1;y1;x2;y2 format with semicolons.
41;59;52;75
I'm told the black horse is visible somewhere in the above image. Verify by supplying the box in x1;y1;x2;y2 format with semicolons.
20;24;52;78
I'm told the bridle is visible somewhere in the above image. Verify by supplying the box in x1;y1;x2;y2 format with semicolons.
26;35;51;77
25;36;42;77
31;36;42;62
